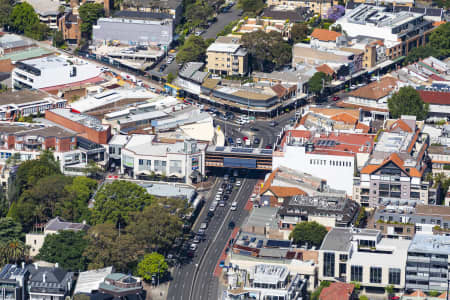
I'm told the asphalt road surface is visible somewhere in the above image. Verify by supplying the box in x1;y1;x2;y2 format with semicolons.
203;6;242;39
167;176;257;300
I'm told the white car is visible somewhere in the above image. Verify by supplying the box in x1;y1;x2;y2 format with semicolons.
236;138;242;144
190;243;198;251
236;181;241;186
231;201;238;211
217;190;223;195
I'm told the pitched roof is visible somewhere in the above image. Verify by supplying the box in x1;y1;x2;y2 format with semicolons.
330;112;358;124
316;64;335;76
260;169;307;197
419;90;450;105
389;119;414;133
348;77;398;100
319;282;354;300
406;290;426;297
311;28;342;42
361;152;424;178
271;84;288;97
309;107;360;119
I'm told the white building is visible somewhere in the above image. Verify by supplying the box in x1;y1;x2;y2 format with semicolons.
121;135;206;183
12;55;102;91
272;130;374;195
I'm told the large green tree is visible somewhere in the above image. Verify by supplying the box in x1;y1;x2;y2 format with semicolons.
289;221;328;247
241;31;292;72
238;0;264;15
36;231;88;271
308;72;330;95
8;2;39;34
0;0;13;28
137;252;168;281
90;181;154;227
291;23;309;44
0;239;28;264
388;86;429;120
403;46;440;65
83;223;142;272
429;22;450;57
25;23;51;41
0;218;23;244
185;1;214;27
78;3;104;38
176;35;209;64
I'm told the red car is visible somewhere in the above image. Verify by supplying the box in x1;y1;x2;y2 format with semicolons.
332;96;340;101
242;136;248;141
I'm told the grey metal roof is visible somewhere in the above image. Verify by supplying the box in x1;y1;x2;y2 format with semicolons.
45;217;89;232
320;227;353;252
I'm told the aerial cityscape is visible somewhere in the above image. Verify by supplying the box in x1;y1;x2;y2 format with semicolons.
0;0;448;299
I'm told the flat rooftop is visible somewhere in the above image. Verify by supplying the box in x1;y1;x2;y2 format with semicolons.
139;182;196;200
21;55;87;70
207;43;241;53
0;90;60;106
408;234;450;255
374;131;414;154
207;145;273;156
251;265;289;285
49;109;109;132
350;238;410;268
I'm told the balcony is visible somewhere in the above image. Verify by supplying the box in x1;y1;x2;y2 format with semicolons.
408;256;430;263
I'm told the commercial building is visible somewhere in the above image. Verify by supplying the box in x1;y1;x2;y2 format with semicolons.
278;195;360;229
121;0;183;24
73;267;114;295
206;36;248;76
405;234;450;292
93;11;174;47
121;135;206;183
26;217;89;256
370;205;450;239
319;228;410;294
46;109;111;145
335;4;435;56
354;116;435;207
273;129;375;195
0;90;66;121
12;56;103;92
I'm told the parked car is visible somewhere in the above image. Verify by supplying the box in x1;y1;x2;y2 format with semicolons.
332;96;340;101
253;137;260;145
231;201;238;210
236;180;241;186
219;201;225;207
190;243;198;251
269;121;278;127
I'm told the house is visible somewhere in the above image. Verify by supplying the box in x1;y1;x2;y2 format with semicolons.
87;273;146;300
26;217;89;257
0;264;29;300
319;282;356;300
418;90;450;118
206;36;248;76
310;29;343;49
26;264;74;300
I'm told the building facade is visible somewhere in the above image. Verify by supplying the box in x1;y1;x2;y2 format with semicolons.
206;37;248;76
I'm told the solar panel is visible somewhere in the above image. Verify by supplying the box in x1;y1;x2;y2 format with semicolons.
231;147;254;153
266;240;292;248
215;146;225;151
260;149;273;155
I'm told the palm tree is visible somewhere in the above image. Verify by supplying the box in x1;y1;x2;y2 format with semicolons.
5;239;28;264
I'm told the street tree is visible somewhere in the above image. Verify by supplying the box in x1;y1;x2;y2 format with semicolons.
307;72;330;95
291;23;309;44
185;1;213;27
241;31;292;72
137;252;169;281
176;36;209;64
388;86;429;120
403;46;440;65
8;2;39;34
36;231;88;271
90;181;154;227
289;221;328;247
78;3;104;38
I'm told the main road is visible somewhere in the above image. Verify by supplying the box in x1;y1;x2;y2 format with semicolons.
167;176;257;300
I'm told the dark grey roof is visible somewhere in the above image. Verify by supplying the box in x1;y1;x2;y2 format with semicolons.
45;217;89;232
320;227;353;252
122;0;182;10
346;2;443;17
114;10;172;20
0;264;28;282
26;265;73;295
262;6;311;22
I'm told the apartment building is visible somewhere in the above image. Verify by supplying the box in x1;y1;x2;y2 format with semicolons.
405;234;450;292
273;130;375;195
121;0;183;24
24;0;61;29
121;135;206;183
12;56;102;92
370;205;450;239
0;90;66;121
335;4;435;56
319;228;410;294
266;0;333;15
353;116;434;207
206;36;248;76
58;12;82;45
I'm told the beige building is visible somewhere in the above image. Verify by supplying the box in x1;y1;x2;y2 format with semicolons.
206;36;248;76
26;217;89;257
266;0;334;15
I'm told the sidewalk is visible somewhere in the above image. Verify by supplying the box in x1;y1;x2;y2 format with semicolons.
144;281;169;300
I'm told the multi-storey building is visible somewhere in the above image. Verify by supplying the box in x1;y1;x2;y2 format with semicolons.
24;0;61;29
58;12;82;45
266;0;333;15
319;228;410;295
0;264;29;300
206;36;248;76
405;234;450;292
273;130;375;195
353;116;434;207
335;4;435;56
121;0;183;24
26;264;74;300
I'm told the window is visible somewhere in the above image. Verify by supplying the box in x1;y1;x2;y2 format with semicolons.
323;252;335;277
370;267;382;283
339;254;348;261
169;160;182;174
139;159;144;165
109;147;115;154
389;268;401;285
351;265;363;282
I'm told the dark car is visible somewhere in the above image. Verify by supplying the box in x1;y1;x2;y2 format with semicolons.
332;96;340;101
250;127;259;132
230;177;236;183
228;221;235;229
227;183;233;189
207;211;214;218
225;189;232;195
265;144;272;149
253;138;260;145
222;183;227;189
269;121;278;127
159;64;167;72
223;194;229;201
227;137;234;144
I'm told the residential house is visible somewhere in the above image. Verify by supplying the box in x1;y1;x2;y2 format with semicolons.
26;264;74;300
0;264;29;300
319;282;356;300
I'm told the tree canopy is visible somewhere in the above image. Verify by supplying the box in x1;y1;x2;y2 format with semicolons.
25;23;51;41
238;0;264;15
8;2;39;34
308;72;330;95
403;46;440;65
185;1;214;27
429;22;450;57
0;218;23;244
36;231;88;271
289;221;328;247
291;23;309;44
325;5;345;21
0;0;14;28
241;31;292;72
176;36;210;64
137;252;168;281
388;86;429;120
90;181;154;227
78;3;104;38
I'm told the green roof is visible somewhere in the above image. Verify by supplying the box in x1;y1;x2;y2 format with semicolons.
0;47;54;62
105;273;126;281
418;61;439;74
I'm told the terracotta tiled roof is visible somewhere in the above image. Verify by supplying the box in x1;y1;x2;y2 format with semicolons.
337;101;389;112
389;119;414;133
271;84;288;97
319;282;354;300
330;112;358;124
355;122;370;133
361;152;424;178
260;169;307;197
316;64;335;76
419;90;450;105
348;76;398;100
309;107;360;119
311;28;342;42
433;21;446;27
438;292;448;298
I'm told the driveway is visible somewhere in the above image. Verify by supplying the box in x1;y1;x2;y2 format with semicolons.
203;6;242;39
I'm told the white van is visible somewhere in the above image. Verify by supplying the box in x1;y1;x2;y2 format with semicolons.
231;201;238;211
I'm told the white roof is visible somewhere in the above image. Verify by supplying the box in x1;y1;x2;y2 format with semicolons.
349;238;410;268
109;134;129;146
207;42;240;53
73;267;113;294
